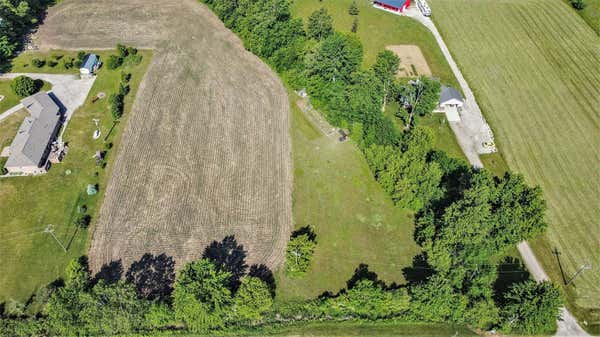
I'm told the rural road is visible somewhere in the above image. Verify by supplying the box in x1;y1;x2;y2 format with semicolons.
406;7;496;167
404;6;590;337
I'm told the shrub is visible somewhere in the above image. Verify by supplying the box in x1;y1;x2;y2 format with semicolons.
74;214;91;229
31;58;45;68
63;58;74;69
348;1;359;15
11;76;38;97
109;93;125;119
117;43;128;57
106;55;123;70
570;0;586;10
121;72;132;83
119;82;130;96
77;51;86;61
48;60;58;68
74;59;83;68
124;53;143;66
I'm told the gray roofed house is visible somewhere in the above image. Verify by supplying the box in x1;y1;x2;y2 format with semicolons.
4;92;62;175
439;86;464;107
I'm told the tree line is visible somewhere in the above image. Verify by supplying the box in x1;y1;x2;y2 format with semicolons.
0;0;54;69
197;1;561;335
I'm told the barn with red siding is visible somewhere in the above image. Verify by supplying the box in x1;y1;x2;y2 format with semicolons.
373;0;411;13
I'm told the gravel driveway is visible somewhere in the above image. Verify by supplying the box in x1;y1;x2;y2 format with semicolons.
405;6;589;337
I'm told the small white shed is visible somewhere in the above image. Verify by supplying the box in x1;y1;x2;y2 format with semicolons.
437;85;464;122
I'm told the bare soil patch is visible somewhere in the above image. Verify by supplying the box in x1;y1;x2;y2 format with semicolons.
34;0;292;272
386;45;432;77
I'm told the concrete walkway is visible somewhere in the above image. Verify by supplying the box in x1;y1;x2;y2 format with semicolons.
0;103;24;122
404;6;589;337
0;73;96;140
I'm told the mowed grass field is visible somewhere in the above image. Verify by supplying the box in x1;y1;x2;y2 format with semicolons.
429;0;600;319
0;50;151;302
275;94;420;301
35;0;293;273
565;0;600;34
291;0;458;87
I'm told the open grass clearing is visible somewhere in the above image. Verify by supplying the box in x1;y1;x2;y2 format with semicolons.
34;0;293;273
275;93;420;302
0;49;151;303
386;45;432;77
429;0;600;325
291;0;458;87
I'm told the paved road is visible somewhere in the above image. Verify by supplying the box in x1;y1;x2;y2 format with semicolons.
404;6;590;337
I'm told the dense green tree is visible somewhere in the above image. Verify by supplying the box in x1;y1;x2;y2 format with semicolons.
397;76;441;128
327;279;410;319
78;281;147;336
500;281;562;335
308;32;363;84
285;233;317;276
10;75;38;97
570;0;586;10
106;55;123;69
0;0;50;65
230;277;273;324
409;275;468;323
373;50;400;110
307;8;333;40
365;127;442;211
173;259;232;332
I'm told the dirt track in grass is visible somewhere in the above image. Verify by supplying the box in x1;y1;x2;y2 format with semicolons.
34;0;292;272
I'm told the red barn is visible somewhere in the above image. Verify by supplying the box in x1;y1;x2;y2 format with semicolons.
373;0;411;13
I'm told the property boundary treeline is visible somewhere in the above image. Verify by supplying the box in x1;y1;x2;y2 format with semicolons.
0;1;563;336
0;0;55;70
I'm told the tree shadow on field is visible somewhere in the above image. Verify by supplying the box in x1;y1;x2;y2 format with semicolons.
402;253;434;286
126;253;176;302
203;235;248;292
248;264;276;298
93;259;123;285
346;263;393;290
291;225;317;241
493;256;531;304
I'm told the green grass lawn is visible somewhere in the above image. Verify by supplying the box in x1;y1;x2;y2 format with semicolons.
564;0;600;35
275;92;420;302
420;113;466;161
291;0;458;88
9;50;82;74
244;321;477;336
0;79;52;113
429;0;600;327
0;49;152;304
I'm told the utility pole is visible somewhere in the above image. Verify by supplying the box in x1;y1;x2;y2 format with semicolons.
44;224;67;253
566;263;592;285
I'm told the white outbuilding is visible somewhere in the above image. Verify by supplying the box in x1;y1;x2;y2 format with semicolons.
436;85;464;122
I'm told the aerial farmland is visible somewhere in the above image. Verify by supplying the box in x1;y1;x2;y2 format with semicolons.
430;0;600;326
0;0;598;335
